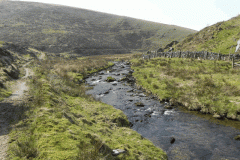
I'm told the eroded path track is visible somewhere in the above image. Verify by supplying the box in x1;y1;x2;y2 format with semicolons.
0;63;33;160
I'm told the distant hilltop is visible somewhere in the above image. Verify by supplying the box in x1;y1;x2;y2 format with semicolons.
0;0;195;55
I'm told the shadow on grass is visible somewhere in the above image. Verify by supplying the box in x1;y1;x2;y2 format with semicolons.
0;101;29;134
0;100;35;159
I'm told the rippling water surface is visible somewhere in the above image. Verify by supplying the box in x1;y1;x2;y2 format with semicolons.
86;62;240;160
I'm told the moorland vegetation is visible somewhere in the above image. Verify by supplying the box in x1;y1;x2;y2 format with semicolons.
0;0;195;55
131;57;240;121
1;1;240;159
4;52;167;159
176;15;240;54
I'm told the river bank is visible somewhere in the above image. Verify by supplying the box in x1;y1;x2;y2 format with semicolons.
86;61;240;159
131;57;240;121
7;55;167;159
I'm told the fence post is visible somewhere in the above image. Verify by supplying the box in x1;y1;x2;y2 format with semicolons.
229;45;233;61
232;56;235;68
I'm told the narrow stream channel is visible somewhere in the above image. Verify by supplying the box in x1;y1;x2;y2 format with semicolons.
86;62;240;160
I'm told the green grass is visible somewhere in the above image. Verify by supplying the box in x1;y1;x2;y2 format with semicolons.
0;88;12;101
8;55;167;160
0;41;4;47
42;29;68;34
131;57;240;121
177;15;240;54
106;76;116;82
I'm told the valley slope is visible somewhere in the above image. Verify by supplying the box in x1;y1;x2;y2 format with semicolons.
176;15;240;54
0;0;195;55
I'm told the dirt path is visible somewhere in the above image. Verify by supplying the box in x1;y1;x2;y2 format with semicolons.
0;63;33;160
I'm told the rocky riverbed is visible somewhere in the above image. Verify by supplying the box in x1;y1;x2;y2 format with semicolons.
86;61;240;160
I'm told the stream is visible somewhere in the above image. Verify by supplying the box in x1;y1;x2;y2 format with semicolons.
86;61;240;160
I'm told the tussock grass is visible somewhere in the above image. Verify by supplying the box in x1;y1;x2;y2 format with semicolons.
131;57;240;121
8;55;167;159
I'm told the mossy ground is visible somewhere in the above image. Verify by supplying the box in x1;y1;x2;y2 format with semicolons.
131;57;240;121
8;54;167;160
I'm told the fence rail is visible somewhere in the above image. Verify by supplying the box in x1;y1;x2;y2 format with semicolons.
143;51;240;68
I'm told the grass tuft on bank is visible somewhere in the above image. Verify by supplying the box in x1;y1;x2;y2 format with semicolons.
131;57;240;121
8;55;167;160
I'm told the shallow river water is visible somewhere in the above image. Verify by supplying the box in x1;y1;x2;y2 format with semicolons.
86;62;240;160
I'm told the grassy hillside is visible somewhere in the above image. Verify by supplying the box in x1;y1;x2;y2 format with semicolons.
0;0;195;55
176;15;240;54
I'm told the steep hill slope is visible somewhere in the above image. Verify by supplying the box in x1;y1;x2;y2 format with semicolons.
176;15;240;54
0;0;195;55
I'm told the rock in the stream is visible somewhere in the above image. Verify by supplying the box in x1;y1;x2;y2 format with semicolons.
213;114;222;119
164;104;173;109
106;76;116;82
99;72;104;75
119;76;134;83
234;135;240;140
127;89;134;92
112;82;117;86
144;113;152;117
126;61;131;65
138;93;146;97
135;102;144;107
104;90;110;94
112;149;126;156
170;137;175;144
120;65;125;68
129;122;133;127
